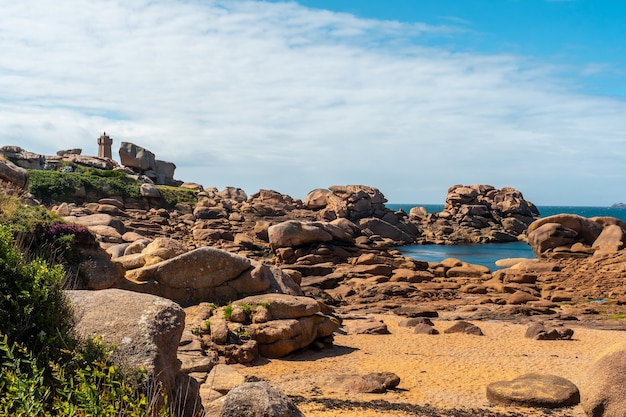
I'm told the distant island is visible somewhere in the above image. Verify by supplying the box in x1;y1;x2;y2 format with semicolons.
612;202;626;208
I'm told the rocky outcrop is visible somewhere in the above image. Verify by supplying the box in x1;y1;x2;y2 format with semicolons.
66;289;201;415
179;293;339;371
528;214;626;258
303;185;420;243
231;294;339;358
0;145;45;169
119;142;178;185
219;381;305;417
0;158;29;190
112;244;302;305
414;184;539;244
119;142;156;172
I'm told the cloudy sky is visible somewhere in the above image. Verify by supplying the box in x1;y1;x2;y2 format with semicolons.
1;0;625;205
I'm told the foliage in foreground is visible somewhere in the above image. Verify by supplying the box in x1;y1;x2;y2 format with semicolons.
0;335;165;417
0;205;170;416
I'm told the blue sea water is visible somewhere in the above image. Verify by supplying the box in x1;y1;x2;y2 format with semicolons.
387;203;626;271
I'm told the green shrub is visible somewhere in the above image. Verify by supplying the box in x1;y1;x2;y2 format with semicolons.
0;335;166;417
156;185;198;208
0;225;75;364
223;303;233;321
28;170;142;203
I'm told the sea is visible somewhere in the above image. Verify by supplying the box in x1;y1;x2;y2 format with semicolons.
387;204;626;271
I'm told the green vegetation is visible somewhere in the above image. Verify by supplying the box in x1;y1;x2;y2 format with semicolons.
223;303;233;321
27;165;198;208
156;185;198;209
232;326;250;339
0;193;174;416
240;302;252;315
28;169;142;204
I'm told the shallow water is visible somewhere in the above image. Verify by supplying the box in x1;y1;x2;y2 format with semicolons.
387;203;626;270
398;241;534;271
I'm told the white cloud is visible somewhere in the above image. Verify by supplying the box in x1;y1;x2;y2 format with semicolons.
1;0;625;205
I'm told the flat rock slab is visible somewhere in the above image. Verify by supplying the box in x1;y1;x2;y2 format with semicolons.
487;373;580;408
334;372;401;393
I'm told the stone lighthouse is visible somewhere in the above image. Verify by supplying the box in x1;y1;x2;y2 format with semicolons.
97;132;113;159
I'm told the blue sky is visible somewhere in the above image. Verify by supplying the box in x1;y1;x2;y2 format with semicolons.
1;0;625;205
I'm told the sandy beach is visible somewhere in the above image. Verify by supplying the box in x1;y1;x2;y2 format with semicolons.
234;314;626;416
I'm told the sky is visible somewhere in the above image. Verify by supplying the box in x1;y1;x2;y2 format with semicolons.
1;0;625;206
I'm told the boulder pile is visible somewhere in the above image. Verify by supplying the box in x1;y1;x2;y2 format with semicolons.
413;184;540;244
528;214;626;258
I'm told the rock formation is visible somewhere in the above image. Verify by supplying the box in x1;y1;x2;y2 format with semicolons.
0;158;29;190
528;214;626;258
414;184;540;244
67;289;201;415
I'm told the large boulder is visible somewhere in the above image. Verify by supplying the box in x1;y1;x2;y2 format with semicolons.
304;188;332;210
0;158;29;190
581;342;626;417
0;145;44;170
219;381;304;417
359;217;416;243
323;185;387;221
527;214;625;257
66;289;192;404
268;220;353;250
487;373;580;408
119;142;156;172
125;246;252;289
117;245;302;305
230;294;339;358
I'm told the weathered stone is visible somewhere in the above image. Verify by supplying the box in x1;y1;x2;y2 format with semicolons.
581;342;626;416
444;321;484;336
268;220;333;250
304;188;331;209
234;294;320;319
64;213;125;235
525;324;574;340
0;158;29;190
344;319;390;335
205;364;247;395
487;373;580;408
335;372;401;393
592;224;625;253
413;323;439;335
119;142;156;171
142;237;188;266
140;183;160;198
80;253;125;289
219;381;304;417
126;246;251;289
66;289;185;398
